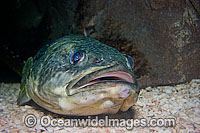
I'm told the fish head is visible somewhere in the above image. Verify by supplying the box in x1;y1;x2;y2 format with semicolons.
28;36;139;116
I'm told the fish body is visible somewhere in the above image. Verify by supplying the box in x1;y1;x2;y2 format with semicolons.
17;35;139;116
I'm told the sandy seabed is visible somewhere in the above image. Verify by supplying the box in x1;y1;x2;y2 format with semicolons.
0;79;199;132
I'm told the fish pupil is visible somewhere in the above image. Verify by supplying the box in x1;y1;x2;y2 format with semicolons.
124;54;134;69
71;50;84;64
127;55;134;69
73;53;80;62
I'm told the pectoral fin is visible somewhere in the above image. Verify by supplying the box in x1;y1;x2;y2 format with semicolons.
17;57;33;105
17;87;31;105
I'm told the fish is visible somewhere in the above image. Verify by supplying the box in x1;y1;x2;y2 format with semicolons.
17;35;140;116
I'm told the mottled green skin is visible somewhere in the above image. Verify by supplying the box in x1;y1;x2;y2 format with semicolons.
17;35;139;116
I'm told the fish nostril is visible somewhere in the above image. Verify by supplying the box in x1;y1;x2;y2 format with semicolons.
96;58;104;64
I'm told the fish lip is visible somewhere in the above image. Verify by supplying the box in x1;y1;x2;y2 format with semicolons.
66;65;137;95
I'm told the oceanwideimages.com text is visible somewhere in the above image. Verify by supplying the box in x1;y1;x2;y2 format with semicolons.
24;114;176;130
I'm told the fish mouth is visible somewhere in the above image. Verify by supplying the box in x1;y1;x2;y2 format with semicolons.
66;65;137;95
57;65;139;115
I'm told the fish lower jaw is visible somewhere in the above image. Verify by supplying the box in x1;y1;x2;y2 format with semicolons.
55;88;137;116
58;97;124;116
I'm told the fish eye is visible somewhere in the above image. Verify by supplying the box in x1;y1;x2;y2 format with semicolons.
70;50;84;64
124;54;134;69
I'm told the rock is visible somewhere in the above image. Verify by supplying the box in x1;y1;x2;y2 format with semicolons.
78;0;200;88
145;87;153;92
163;88;172;94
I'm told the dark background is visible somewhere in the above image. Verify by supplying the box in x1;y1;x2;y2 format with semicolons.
0;0;199;88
